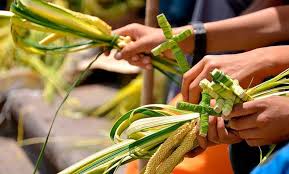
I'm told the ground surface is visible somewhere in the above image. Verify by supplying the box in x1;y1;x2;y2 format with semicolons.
0;137;36;174
0;85;128;174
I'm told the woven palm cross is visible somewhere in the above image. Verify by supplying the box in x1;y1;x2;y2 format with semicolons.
151;14;192;73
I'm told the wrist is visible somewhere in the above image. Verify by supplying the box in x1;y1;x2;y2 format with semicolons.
261;46;289;76
173;25;195;54
173;23;208;65
249;47;276;76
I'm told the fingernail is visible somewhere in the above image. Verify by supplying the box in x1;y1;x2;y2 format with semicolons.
145;64;152;70
115;52;122;60
132;56;139;61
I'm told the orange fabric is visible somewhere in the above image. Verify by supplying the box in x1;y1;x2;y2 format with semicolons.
126;144;233;174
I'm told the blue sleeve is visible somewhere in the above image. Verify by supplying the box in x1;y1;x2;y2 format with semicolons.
251;143;289;174
159;0;195;26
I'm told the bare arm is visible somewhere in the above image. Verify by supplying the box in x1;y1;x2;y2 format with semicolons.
205;6;289;52
113;6;289;67
178;6;289;54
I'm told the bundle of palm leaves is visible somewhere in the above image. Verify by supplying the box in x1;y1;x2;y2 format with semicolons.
0;1;74;102
58;68;289;174
0;0;182;77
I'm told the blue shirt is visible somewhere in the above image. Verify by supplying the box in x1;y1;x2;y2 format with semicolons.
251;143;289;174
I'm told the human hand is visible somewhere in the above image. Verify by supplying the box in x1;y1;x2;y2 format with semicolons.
198;116;242;148
227;96;289;147
181;48;276;104
107;23;165;69
186;116;242;157
107;23;194;69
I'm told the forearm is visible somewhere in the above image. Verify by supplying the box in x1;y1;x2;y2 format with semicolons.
177;6;289;53
206;6;289;52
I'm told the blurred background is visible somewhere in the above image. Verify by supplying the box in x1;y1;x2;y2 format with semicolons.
0;1;148;173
